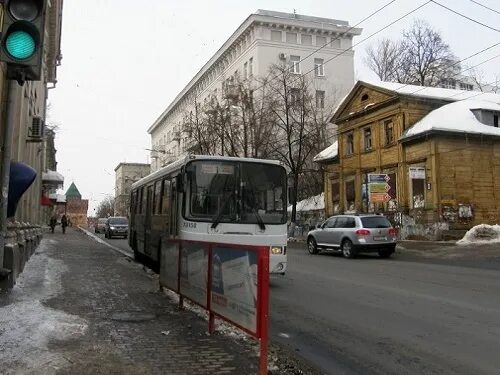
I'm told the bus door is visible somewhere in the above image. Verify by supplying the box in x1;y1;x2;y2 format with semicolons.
145;184;154;255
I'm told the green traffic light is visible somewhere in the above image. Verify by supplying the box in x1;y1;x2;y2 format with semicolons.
5;30;35;60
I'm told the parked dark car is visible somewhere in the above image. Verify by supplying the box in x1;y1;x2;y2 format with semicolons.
105;216;129;239
306;214;397;258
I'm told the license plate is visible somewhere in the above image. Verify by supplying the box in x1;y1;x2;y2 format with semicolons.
373;236;386;241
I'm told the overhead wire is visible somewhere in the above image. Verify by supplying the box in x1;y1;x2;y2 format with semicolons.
270;0;433;91
468;0;500;16
430;0;500;33
294;0;398;69
394;43;500;95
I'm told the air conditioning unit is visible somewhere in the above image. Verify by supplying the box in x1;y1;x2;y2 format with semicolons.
28;117;44;142
278;53;287;60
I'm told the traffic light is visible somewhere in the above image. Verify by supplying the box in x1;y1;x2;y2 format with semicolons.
0;0;47;83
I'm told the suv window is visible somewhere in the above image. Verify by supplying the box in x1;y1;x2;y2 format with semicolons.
335;217;356;228
361;216;391;228
108;217;128;225
324;218;336;228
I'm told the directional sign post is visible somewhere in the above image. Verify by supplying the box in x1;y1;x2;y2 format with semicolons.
368;174;393;203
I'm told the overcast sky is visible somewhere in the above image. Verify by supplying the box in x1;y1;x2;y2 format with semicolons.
48;0;500;214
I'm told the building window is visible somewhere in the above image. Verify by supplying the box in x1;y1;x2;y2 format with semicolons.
409;167;426;209
459;82;473;91
316;35;326;46
271;30;282;42
286;32;297;44
249;57;253;76
243;62;248;79
345;179;355;212
315;90;325;108
290;55;301;74
346;132;354;155
384;119;394;145
441;79;456;89
363;127;372;151
494;114;498;127
314;58;324;77
330;38;341;48
290;88;301;107
331;181;340;213
301;34;312;45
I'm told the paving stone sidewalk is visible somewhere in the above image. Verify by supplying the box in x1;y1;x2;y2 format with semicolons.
0;228;260;375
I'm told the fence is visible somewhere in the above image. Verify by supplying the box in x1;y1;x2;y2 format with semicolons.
159;240;270;374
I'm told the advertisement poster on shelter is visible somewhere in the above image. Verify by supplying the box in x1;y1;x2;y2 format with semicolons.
179;243;208;307
210;247;258;334
160;241;179;292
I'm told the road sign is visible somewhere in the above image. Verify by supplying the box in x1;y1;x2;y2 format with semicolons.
368;174;393;203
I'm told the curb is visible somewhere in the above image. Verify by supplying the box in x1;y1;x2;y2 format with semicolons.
77;226;133;260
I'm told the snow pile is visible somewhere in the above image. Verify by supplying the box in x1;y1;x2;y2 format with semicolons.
0;240;88;372
457;224;500;245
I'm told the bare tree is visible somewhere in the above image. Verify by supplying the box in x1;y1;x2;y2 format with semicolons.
465;65;500;93
95;195;114;218
364;38;402;81
265;64;326;235
365;20;460;86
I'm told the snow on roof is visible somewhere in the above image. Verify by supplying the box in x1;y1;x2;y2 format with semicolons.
288;193;325;212
49;193;66;203
313;141;338;162
42;170;64;183
364;80;500;103
402;99;500;139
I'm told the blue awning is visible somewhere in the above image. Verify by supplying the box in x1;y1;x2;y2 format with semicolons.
8;161;37;218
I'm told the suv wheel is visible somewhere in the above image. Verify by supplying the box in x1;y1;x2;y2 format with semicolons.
341;239;357;259
307;237;318;255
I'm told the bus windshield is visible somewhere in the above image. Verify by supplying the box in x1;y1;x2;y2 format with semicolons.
185;160;287;225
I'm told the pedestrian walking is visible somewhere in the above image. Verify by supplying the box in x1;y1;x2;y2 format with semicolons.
61;214;68;234
49;214;57;233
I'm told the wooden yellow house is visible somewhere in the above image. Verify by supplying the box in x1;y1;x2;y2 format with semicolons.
317;81;500;239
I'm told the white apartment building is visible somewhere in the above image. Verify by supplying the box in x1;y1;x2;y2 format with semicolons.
148;10;362;171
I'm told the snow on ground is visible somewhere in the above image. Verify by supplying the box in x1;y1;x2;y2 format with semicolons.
457;224;500;246
161;287;251;342
0;240;88;372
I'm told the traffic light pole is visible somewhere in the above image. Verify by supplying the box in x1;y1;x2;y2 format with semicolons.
0;80;20;277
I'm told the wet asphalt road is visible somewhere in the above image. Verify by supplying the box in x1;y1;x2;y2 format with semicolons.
98;233;500;375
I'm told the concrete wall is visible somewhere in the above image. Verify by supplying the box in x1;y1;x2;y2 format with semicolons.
149;11;361;171
114;163;150;216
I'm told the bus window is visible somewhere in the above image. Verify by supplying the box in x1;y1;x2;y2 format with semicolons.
130;191;135;215
142;186;147;214
162;179;171;214
138;188;143;214
154;180;162;214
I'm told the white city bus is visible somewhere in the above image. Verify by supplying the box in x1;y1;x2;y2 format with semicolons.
128;155;288;274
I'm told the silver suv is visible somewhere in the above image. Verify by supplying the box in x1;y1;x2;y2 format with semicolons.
307;214;397;258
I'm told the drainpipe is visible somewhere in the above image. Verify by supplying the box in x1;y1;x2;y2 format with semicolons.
0;80;20;275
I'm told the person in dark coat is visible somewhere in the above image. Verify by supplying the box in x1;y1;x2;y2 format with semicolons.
61;215;68;234
49;215;57;233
